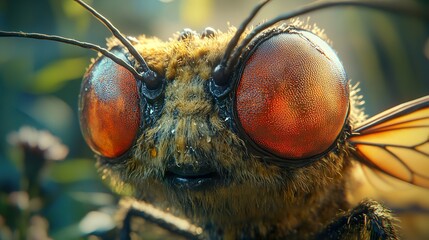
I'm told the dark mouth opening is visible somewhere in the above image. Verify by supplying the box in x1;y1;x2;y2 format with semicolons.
165;171;220;190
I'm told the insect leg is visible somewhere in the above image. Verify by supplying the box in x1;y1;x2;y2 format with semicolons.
118;198;203;239
316;200;398;239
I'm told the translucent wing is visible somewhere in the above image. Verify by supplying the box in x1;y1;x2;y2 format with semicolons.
348;96;429;188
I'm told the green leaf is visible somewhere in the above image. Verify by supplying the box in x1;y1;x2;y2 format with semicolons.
47;158;98;183
30;57;88;93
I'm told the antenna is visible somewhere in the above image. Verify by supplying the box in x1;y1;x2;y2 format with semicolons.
73;0;162;89
1;0;164;89
213;0;271;86
0;31;141;79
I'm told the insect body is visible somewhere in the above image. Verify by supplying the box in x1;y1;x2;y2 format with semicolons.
1;0;429;239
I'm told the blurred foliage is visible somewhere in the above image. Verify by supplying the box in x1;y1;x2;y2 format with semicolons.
0;0;428;239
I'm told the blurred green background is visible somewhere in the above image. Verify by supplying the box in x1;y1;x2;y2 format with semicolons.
0;0;428;239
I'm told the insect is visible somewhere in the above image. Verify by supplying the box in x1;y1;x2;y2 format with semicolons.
1;0;429;239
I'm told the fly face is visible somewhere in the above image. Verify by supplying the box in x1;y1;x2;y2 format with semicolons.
2;0;429;238
88;28;349;229
85;19;355;233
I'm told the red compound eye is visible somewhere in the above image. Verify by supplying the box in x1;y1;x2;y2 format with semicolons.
79;48;141;158
235;29;349;159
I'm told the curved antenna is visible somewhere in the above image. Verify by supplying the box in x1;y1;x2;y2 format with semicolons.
74;0;147;72
218;0;429;86
220;0;271;69
74;0;162;89
0;31;142;79
213;0;271;86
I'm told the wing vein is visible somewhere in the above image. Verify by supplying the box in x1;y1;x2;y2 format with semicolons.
360;125;429;135
352;140;428;150
349;96;429;188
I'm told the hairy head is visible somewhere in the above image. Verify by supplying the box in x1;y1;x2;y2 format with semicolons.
94;24;362;236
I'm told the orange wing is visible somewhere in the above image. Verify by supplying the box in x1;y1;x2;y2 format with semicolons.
348;96;429;188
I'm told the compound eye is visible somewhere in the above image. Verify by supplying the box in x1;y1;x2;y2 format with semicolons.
79;48;141;158
235;29;349;159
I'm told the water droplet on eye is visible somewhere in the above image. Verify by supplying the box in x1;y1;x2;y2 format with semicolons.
206;136;212;143
150;147;158;158
224;117;231;122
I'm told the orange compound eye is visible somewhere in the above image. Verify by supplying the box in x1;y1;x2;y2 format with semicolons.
235;29;349;160
79;48;141;159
